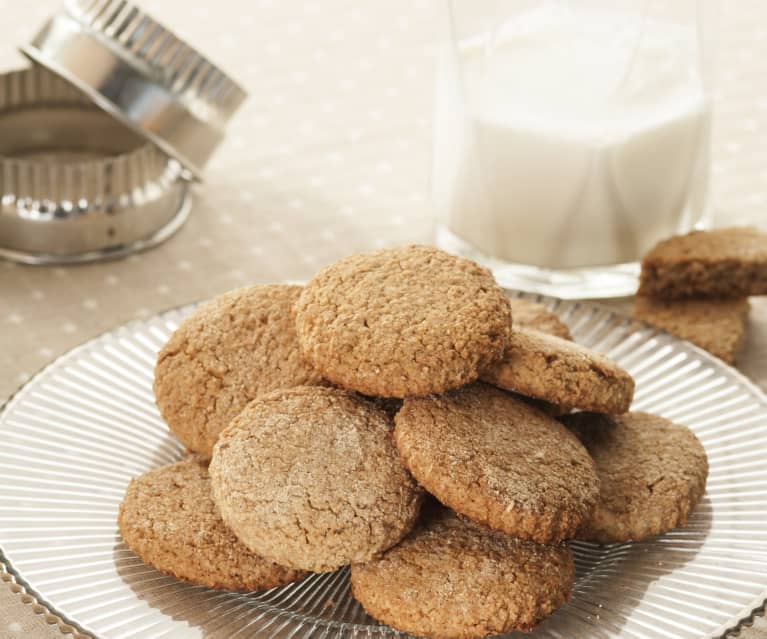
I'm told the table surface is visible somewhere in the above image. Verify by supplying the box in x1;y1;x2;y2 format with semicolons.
1;1;766;637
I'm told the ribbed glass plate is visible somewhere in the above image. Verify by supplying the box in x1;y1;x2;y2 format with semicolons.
1;294;767;639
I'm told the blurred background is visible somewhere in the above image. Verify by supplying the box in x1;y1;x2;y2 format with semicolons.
1;0;765;398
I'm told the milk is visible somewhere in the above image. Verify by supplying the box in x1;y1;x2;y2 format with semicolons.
433;5;712;269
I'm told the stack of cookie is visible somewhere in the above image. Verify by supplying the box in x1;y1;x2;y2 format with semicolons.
118;245;709;639
635;226;767;364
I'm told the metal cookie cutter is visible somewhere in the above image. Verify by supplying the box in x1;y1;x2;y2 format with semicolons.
0;0;247;264
23;0;248;179
0;66;191;264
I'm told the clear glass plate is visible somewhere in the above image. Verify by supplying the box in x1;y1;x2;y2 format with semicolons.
1;294;766;639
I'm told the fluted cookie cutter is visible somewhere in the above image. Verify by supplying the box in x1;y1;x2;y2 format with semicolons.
23;0;248;179
0;66;191;264
0;0;247;263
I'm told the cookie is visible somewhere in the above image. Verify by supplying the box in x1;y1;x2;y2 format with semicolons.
638;227;767;299
154;284;323;458
634;295;749;364
513;392;571;418
562;411;709;544
394;383;599;543
210;386;423;572
480;327;634;414
506;299;572;415
351;505;574;639
118;458;307;591
509;297;572;340
294;245;511;398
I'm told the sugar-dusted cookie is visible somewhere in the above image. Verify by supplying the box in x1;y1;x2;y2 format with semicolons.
481;328;634;414
210;386;423;572
639;227;767;299
351;506;574;639
509;297;572;340
563;411;709;544
634;295;749;364
154;284;323;457
118;458;307;591
294;245;511;398
394;383;598;543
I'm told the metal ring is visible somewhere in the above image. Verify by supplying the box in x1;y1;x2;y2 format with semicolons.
22;0;248;178
0;65;192;264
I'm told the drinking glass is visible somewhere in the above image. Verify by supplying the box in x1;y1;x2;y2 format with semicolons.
433;0;716;298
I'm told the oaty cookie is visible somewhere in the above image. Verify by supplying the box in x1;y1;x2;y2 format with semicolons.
118;458;307;591
506;299;573;415
294;245;511;398
634;295;749;364
509;297;572;340
638;227;767;299
351;505;574;639
563;411;709;544
481;328;634;414
154;284;323;457
394;383;599;543
210;386;423;573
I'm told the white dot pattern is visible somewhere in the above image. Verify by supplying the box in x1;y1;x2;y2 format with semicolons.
0;0;766;636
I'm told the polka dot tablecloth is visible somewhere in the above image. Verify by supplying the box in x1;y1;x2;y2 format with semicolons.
0;1;766;638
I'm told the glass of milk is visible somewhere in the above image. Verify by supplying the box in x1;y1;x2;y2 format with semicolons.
433;0;716;298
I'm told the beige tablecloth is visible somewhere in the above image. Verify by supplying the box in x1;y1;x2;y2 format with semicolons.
1;0;766;637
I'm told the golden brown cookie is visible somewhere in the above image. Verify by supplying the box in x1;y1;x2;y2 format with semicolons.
154;284;323;457
481;328;634;414
512;393;571;418
210;386;423;573
638;226;767;299
394;383;599;543
351;505;574;639
294;245;511;398
118;458;307;591
507;299;573;415
634;295;749;364
562;411;709;544
509;297;572;340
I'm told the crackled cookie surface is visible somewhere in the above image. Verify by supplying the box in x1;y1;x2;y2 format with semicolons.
154;284;323;457
563;411;709;544
294;245;511;398
210;386;423;572
351;506;574;639
394;383;599;543
118;458;307;591
481;328;634;414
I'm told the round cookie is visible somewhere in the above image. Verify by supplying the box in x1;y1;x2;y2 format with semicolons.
509;297;572;340
154;284;323;457
394;383;599;543
506;299;572;416
480;327;634;414
210;386;423;572
512;392;571;418
351;506;575;639
294;245;511;398
118;458;307;591
506;299;572;417
562;411;709;544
